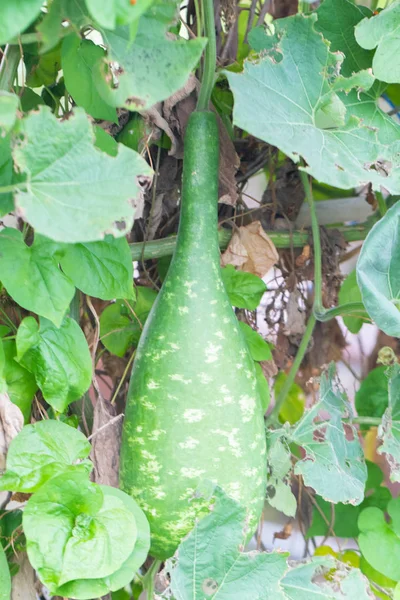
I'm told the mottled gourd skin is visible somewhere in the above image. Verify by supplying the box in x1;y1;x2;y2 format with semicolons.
120;112;267;560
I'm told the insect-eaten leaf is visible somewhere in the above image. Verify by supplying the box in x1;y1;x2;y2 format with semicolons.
24;471;150;598
16;316;92;413
266;364;367;517
167;486;373;599
377;363;400;482
357;201;400;338
226;14;400;193
0;419;92;493
96;0;206;111
12;107;152;243
355;0;400;84
221;221;278;278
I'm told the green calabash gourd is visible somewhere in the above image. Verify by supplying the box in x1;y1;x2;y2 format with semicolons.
120;110;267;559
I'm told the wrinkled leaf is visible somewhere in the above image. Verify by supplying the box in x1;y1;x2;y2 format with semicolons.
355;1;400;84
59;235;135;300
221;265;266;310
338;270;369;334
0;543;11;600
0;419;92;493
62;34;117;122
23;471;137;592
238;322;272;361
221;221;278;278
85;0;155;29
0;0;43;45
12;107;152;242
97;0;206;110
2;340;37;423
0;92;19;134
16;316;92;412
54;486;150;599
358;497;400;581
357;201;400;338
292;365;367;505
100;287;157;356
377;363;400;482
0;228;75;327
226;15;400;193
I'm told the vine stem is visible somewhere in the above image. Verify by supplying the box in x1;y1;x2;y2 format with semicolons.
142;559;162;599
0;45;20;91
196;0;217;111
267;314;316;424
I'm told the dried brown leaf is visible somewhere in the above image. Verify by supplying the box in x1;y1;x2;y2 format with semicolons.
0;393;23;471
90;397;122;488
221;220;279;277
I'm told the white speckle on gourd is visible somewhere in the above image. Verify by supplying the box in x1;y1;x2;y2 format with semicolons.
136;425;143;432
180;467;206;478
151;487;166;500
141;398;156;411
227;482;242;502
178;306;189;315
179;437;200;449
147;429;166;441
223;317;230;324
205;342;222;363
141;449;156;460
198;372;213;384
147;380;160;390
236;363;244;370
239;395;256;422
213;428;242;457
210;299;217;305
169;342;180;350
183;408;205;423
215;330;225;339
169;374;192;384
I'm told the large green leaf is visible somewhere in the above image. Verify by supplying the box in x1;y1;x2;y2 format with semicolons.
59;235;135;300
11;107;152;243
23;471;137;593
2;339;37;423
85;0;155;29
0;419;92;493
0;543;11;600
0;0;43;45
54;486;150;599
62;34;117;122
357;201;400;337
221;265;267;310
16;316;92;412
227;15;400;193
0;228;75;327
167;487;373;599
338;270;368;334
358;497;400;581
355;1;400;84
314;0;373;78
97;0;206;110
377;363;400;482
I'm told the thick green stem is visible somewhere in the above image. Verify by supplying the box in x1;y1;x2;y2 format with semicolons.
0;45;20;91
129;224;370;261
299;168;365;322
142;559;162;599
268;314;316;424
196;0;217;111
376;191;387;216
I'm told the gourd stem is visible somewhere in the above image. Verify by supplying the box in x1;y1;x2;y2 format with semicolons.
299;167;365;322
196;0;217;111
142;559;162;599
0;45;20;91
267;314;316;424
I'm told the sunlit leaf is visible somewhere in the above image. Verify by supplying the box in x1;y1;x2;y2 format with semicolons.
0;0;43;45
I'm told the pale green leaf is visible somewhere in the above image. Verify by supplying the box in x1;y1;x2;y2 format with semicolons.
292;364;367;504
358;497;400;581
0;543;11;600
12;107;152;243
0;419;92;493
238;322;272;361
97;0;206;110
94;125;118;156
227;15;400;193
59;235;135;300
338;270;368;334
0;0;43;45
0;92;19;134
221;265;266;310
355;1;400;84
377;364;400;482
23;472;137;593
85;0;155;30
315;0;373;77
357;201;400;337
0;228;75;327
54;486;150;599
62;34;117;122
16;316;92;412
2;339;37;423
360;556;397;595
37;0;92;53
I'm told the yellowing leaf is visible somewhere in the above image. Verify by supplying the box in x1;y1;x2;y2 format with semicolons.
221;221;279;277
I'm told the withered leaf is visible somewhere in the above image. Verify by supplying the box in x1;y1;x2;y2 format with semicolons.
221;221;279;277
